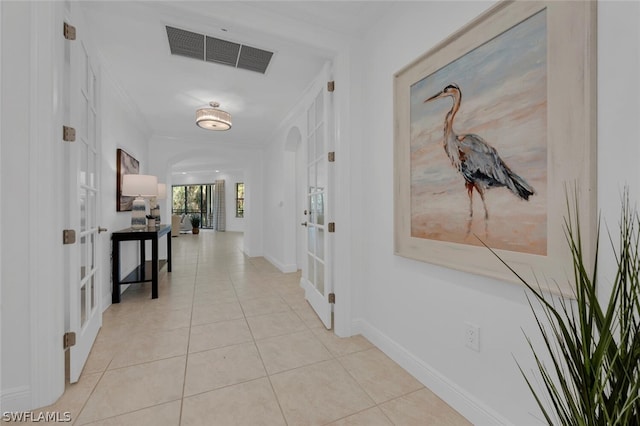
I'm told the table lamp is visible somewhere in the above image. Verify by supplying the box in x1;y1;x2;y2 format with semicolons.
122;174;158;229
150;183;167;225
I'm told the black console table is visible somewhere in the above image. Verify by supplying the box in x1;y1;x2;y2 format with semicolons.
111;224;172;303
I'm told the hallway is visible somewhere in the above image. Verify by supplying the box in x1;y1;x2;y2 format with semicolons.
37;231;469;425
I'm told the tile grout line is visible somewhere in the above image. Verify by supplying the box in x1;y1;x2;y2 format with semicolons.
75;272;186;422
230;256;290;425
177;246;199;426
68;368;107;425
332;351;406;424
75;233;429;425
72;294;144;425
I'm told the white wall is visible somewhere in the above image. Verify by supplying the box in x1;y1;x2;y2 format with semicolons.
1;3;34;408
596;0;640;299
1;1;66;410
346;1;640;425
263;133;287;269
98;67;152;310
262;114;306;273
243;155;264;257
171;170;246;233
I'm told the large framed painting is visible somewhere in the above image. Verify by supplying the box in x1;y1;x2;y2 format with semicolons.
116;149;139;212
394;1;596;295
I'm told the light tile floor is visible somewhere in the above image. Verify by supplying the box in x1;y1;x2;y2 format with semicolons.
34;231;471;425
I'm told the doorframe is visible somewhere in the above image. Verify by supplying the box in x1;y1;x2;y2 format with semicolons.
66;18;104;383
292;65;332;328
29;1;66;408
329;50;353;338
294;131;305;270
285;55;354;337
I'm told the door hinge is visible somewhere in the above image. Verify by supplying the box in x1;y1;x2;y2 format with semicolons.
327;81;335;92
63;332;76;350
63;229;76;245
63;22;76;41
328;222;335;233
328;151;335;162
328;293;335;304
63;126;76;142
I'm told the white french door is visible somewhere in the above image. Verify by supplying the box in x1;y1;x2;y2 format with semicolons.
65;9;102;383
301;66;334;329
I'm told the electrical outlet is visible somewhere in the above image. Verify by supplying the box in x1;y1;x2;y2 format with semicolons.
465;322;480;352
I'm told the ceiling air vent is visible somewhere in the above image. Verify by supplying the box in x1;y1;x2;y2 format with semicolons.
166;26;204;60
206;36;241;67
166;25;273;74
237;45;273;74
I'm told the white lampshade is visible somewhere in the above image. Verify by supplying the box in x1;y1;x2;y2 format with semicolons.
122;174;158;197
157;183;167;200
196;102;232;131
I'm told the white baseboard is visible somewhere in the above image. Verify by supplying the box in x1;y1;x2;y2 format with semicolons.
352;319;512;426
102;290;112;313
1;386;31;412
263;255;297;273
102;283;133;313
242;247;261;258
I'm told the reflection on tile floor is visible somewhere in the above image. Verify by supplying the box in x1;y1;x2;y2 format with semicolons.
35;231;470;425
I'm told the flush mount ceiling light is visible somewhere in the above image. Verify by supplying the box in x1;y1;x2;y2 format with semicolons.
196;102;232;131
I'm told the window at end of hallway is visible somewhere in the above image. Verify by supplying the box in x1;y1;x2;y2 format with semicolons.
236;183;244;218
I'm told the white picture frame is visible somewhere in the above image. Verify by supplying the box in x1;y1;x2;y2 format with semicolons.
393;1;597;295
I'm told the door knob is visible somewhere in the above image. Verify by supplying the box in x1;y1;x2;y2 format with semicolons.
98;227;108;233
300;221;307;227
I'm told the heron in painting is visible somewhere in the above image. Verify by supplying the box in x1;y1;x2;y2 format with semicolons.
424;83;535;220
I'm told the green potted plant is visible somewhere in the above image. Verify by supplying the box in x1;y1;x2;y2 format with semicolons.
190;214;200;234
488;190;639;425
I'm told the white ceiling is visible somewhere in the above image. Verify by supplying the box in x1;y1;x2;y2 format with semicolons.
78;1;392;175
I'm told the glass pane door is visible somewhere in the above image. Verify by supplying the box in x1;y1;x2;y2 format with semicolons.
302;80;333;329
68;33;102;383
